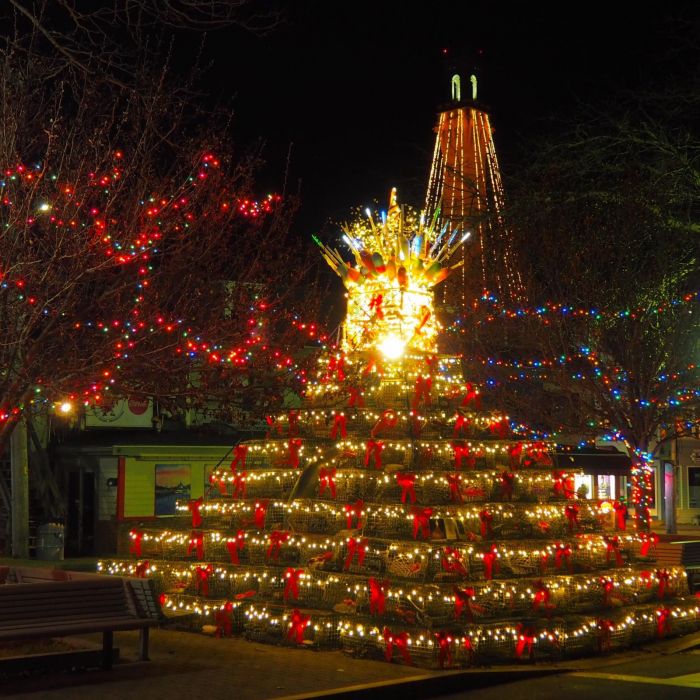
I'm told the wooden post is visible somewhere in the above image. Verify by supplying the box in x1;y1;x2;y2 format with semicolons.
10;419;29;558
102;630;114;670
138;627;150;661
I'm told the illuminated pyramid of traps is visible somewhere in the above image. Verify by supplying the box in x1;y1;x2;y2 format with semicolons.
100;190;699;669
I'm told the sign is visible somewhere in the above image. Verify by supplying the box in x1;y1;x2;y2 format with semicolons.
84;397;153;429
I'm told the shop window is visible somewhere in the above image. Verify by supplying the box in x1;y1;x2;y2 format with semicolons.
689;467;700;509
597;474;615;500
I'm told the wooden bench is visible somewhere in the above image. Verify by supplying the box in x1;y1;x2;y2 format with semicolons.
655;539;700;593
0;573;161;670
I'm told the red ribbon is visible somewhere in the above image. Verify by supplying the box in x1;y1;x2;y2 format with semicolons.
382;627;412;665
266;530;289;561
330;413;347;439
284;567;303;601
539;551;549;573
129;529;143;557
435;631;453;669
447;473;463;503
318;467;337;498
396;472;417;504
343;537;367;570
215;602;234;638
515;624;537;659
364;440;384;469
525;441;551;465
552;471;575;499
508;442;523;468
287;438;303;468
655;569;671;599
327;355;346;382
640;570;653;588
463;636;474;664
453;585;476;621
500;471;515;501
344;499;364;529
596;618;614;652
483;545;499;580
287;609;310;644
461;382;481;409
371;409;397;437
369;577;388;615
640;532;659;556
564;504;580;532
656;607;672;638
600;577;615;606
232;470;247;499
425;355;438;376
254;500;269;529
411;506;433;540
479;509;494;538
411;376;432;410
226;530;246;564
489;418;510;439
554;543;573;571
369;293;384;319
187;530;204;560
134;560;150;578
605;536;623;566
453;442;475;470
532;580;553;612
194;565;213;596
265;415;282;438
287;410;300;437
613;501;628;530
347;386;364;407
453;413;470;438
442;547;468;577
187;497;204;528
213;475;228;496
230;444;249;470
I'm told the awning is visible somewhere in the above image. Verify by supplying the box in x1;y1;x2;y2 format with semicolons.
554;450;632;475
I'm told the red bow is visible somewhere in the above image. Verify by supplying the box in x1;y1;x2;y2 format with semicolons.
596;618;614;652
187;530;204;560
330;413;347;439
134;560;150;578
554;543;573;571
287;609;310;644
215;602;234;637
489;418;510;439
613;501;628;530
212;474;228;496
396;472;417;504
284;567;304;601
230;444;249;470
564;504;580;532
532;580;553;612
412;376;432;410
656;607;672;638
287;438;302;468
364;440;384;469
266;530;289;561
640;570;653;588
447;473;463;503
461;383;481;409
640;532;659;557
453;413;470;438
265;415;282;438
129;529;143;557
463;636;475;664
195;564;213;596
371;409;397;438
500;471;515;501
226;530;246;564
552;471;575;499
382;627;412;665
525;441;551;465
515;623;537;659
435;631;453;668
655;569;671;600
411;506;432;540
483;545;500;579
343;537;367;570
508;442;523;468
605;536;623;567
442;547;468;577
453;442;476;470
369;293;384;319
453;585;477;621
369;577;388;615
187;497;204;528
232;470;247;499
347;386;364;407
318;467;337;498
425;355;438;376
344;499;364;529
479;509;494;538
287;410;300;437
254;500;269;529
600;577;615;606
327;355;346;383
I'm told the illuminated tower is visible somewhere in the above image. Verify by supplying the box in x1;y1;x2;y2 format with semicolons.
425;63;524;309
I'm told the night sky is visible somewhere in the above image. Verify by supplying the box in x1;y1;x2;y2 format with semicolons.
202;1;696;236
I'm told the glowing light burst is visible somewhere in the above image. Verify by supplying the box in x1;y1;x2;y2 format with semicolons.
315;189;469;356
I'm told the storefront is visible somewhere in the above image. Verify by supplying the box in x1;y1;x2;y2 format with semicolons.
555;446;632;503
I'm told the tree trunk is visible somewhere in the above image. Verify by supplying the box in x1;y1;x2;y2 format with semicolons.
10;418;29;558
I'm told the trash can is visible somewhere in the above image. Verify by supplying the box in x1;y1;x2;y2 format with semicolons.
36;522;65;561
